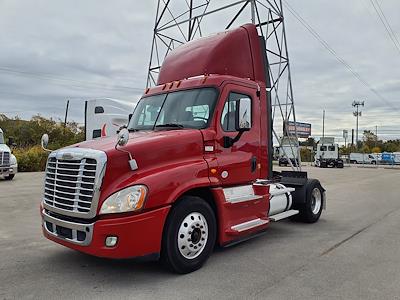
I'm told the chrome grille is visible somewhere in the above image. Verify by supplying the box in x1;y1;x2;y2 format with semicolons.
43;148;107;219
0;152;10;167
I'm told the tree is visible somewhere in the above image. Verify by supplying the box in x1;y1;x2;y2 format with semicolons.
363;130;377;150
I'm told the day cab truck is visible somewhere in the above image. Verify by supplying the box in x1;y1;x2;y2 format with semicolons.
0;128;17;180
314;137;343;168
40;24;326;274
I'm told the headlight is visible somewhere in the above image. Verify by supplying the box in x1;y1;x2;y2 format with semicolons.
99;185;147;214
10;154;17;165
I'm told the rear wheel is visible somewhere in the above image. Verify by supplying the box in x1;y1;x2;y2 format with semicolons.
297;180;324;223
5;174;14;180
161;196;216;274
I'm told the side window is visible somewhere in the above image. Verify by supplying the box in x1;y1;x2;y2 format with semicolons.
92;129;101;138
94;106;104;114
221;92;252;132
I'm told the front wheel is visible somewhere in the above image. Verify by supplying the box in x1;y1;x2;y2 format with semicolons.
161;196;216;274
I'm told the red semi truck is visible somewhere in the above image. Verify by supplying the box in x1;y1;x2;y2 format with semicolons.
40;24;325;273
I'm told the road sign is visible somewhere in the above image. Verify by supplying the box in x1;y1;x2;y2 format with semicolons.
343;130;348;139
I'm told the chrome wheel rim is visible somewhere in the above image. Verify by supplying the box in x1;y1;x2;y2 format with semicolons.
311;187;322;215
177;212;208;259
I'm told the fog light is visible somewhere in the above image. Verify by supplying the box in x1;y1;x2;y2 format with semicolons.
105;236;118;247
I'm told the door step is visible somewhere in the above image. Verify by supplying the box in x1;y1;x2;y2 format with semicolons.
230;218;269;233
269;209;299;222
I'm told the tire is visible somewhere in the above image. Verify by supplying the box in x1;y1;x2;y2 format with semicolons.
5;174;14;180
161;196;216;274
297;179;324;223
371;161;376;165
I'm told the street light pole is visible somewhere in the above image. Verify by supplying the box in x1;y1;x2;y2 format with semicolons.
352;100;364;149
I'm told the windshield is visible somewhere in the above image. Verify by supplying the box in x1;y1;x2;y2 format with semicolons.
0;132;4;144
128;88;218;131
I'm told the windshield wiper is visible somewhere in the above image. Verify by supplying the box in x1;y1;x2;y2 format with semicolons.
155;123;184;129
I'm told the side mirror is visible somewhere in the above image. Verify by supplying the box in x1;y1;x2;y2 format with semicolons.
235;98;251;131
117;128;129;147
115;128;138;171
41;134;51;152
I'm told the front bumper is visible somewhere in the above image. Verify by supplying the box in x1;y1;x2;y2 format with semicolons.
0;164;17;176
41;206;171;259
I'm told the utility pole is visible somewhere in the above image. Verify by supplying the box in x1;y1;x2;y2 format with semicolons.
64;100;70;129
352;100;364;149
322;110;325;140
375;125;378;148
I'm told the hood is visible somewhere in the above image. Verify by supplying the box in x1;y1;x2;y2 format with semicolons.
75;129;203;154
69;129;206;200
0;144;11;152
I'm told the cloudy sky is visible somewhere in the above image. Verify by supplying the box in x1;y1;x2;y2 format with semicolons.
0;0;399;142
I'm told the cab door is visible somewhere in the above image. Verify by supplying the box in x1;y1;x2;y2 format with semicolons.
214;83;261;186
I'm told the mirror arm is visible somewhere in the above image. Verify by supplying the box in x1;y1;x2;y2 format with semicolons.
223;130;245;148
41;146;53;153
115;144;133;160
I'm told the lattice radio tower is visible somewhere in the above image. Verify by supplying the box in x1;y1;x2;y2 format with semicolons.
146;0;301;170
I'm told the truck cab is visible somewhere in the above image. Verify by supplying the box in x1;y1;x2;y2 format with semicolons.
85;98;136;140
0;128;18;180
314;138;343;168
40;24;325;273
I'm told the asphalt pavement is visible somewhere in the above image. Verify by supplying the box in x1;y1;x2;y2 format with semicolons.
1;166;400;299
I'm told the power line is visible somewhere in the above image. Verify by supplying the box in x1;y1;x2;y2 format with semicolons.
0;66;145;93
369;0;400;54
282;0;399;112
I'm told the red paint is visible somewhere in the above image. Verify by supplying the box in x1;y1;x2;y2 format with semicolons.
43;206;170;258
41;24;273;258
101;123;107;137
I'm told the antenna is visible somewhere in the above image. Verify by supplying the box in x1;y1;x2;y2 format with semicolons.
146;0;301;171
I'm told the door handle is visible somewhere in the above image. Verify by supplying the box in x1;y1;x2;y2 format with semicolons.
251;156;257;173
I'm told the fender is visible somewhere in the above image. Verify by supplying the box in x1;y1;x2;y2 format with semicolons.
97;157;212;213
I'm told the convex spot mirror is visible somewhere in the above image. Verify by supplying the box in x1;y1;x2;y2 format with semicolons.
235;98;251;131
41;134;49;149
117;128;129;147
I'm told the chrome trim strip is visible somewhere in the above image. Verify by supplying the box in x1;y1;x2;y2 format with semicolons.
231;218;268;232
42;209;93;246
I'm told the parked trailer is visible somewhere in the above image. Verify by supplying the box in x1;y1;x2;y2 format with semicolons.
40;24;325;273
278;137;300;167
0;128;17;180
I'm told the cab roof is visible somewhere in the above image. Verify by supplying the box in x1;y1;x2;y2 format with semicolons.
157;24;267;85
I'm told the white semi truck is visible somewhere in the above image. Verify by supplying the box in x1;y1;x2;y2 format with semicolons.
85;98;136;140
0;128;18;180
314;137;343;168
